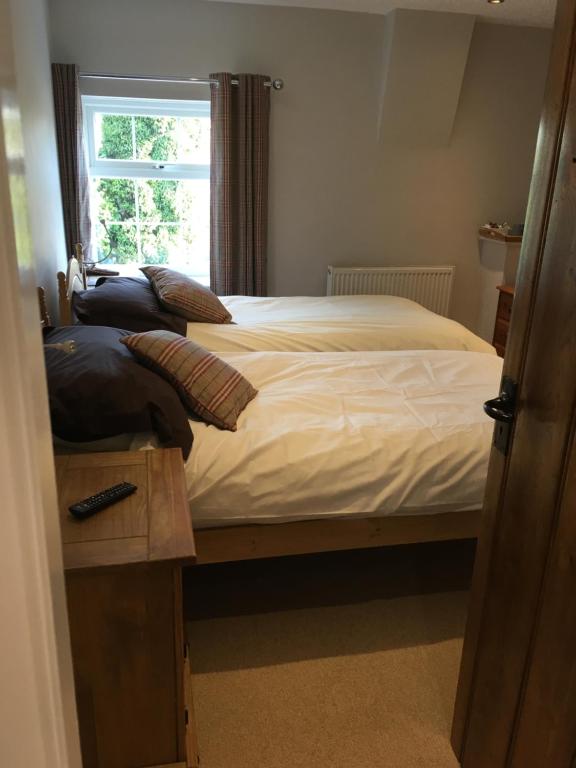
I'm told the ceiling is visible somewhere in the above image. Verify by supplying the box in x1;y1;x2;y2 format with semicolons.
203;0;556;28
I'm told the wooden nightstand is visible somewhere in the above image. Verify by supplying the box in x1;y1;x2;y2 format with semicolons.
55;449;199;768
493;285;514;357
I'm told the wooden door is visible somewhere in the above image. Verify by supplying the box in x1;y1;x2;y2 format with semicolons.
451;0;576;765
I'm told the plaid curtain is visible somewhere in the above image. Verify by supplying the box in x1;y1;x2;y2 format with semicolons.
210;73;270;296
51;63;92;260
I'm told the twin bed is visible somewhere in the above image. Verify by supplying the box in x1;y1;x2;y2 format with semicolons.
184;294;494;354
52;259;500;563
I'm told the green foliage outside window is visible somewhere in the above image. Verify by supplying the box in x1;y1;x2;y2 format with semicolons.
96;115;184;264
93;111;208;270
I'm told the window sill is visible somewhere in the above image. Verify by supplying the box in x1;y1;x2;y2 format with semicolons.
87;263;210;287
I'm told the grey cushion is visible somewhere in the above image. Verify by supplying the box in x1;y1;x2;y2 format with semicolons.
72;276;187;335
44;325;193;458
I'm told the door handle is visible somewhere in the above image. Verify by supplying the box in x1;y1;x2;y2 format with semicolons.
484;376;517;454
484;393;514;423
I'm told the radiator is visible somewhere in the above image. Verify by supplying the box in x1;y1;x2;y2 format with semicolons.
326;265;455;317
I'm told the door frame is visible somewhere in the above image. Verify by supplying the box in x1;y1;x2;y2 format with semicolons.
0;1;81;766
452;0;576;763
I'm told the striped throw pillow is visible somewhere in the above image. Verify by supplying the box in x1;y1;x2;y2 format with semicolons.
141;266;232;324
120;330;257;431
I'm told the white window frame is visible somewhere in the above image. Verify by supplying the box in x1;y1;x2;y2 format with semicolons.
82;95;211;279
83;95;210;180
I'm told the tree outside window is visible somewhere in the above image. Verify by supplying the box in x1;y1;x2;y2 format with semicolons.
84;97;210;282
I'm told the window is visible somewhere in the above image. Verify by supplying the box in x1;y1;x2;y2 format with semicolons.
83;96;210;283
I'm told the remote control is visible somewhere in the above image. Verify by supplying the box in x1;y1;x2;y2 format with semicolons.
68;482;137;520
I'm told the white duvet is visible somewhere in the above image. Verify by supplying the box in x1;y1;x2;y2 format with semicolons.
171;350;502;529
186;295;494;354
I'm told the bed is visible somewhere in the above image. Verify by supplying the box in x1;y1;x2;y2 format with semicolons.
59;258;494;354
131;348;502;563
53;261;500;564
185;294;495;354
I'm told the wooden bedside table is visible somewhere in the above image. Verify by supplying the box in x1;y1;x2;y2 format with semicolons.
493;285;514;357
55;449;199;768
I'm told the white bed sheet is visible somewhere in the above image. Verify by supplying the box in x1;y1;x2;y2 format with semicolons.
186;295;495;354
133;350;502;529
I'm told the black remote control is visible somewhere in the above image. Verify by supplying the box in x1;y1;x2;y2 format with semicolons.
68;482;138;520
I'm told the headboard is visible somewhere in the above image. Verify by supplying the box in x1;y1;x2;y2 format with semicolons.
37;287;51;327
57;256;86;325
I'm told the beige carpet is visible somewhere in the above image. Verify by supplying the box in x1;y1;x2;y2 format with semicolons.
185;542;473;768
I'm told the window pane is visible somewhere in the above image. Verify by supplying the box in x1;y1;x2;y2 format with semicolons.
134;114;210;164
178;117;210;164
96;114;133;160
140;179;209;275
96;178;136;221
167;179;210;277
138;179;179;222
95;222;138;264
140;224;177;264
177;178;210;261
91;176;209;276
135;116;177;162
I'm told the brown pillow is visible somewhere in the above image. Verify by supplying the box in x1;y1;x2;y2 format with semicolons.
120;330;257;431
141;266;232;324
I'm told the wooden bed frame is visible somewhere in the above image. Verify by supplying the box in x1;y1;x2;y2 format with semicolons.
38;287;51;327
57;250;86;325
55;263;483;564
194;510;481;564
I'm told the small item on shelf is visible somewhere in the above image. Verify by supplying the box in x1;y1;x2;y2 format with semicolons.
479;223;523;242
484;222;510;234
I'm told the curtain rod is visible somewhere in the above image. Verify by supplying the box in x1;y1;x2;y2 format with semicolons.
80;72;284;90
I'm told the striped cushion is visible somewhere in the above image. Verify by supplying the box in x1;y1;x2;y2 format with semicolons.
120;330;257;431
141;266;232;324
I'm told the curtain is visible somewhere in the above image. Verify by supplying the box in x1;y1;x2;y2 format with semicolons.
210;73;270;296
51;63;92;260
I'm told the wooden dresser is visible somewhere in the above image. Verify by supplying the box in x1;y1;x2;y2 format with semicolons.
55;449;199;768
492;285;514;357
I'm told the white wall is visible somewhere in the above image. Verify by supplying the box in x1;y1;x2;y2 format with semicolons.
0;0;80;765
12;0;67;318
48;0;551;331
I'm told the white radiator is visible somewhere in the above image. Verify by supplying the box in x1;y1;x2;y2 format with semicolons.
326;265;455;317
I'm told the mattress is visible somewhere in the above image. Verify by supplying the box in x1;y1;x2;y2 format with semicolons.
131;350;502;529
186;295;494;354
